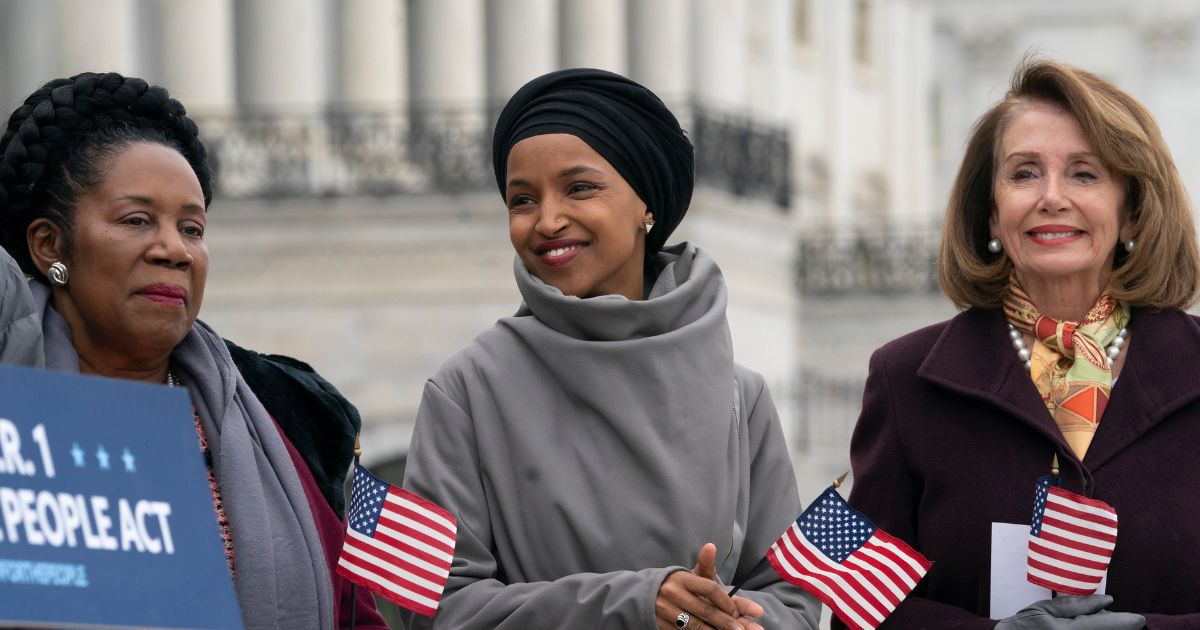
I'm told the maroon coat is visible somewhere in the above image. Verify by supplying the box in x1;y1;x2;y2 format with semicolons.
278;425;388;630
846;307;1200;630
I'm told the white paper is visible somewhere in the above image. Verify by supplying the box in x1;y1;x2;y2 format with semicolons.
990;522;1107;618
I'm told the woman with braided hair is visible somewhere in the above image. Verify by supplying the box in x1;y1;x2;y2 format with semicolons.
0;73;386;629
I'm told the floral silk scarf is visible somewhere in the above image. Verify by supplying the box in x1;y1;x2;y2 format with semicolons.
1002;279;1130;460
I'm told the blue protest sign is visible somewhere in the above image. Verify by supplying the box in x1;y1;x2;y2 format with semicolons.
0;363;243;629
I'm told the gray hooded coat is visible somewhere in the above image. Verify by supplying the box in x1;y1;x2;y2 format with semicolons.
402;244;820;629
0;246;43;367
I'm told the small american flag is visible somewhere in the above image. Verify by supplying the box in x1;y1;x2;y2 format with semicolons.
766;486;931;630
1026;475;1117;595
337;463;457;617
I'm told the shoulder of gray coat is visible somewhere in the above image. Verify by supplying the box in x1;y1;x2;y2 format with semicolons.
733;363;769;414
0;246;38;327
424;322;516;406
0;246;45;368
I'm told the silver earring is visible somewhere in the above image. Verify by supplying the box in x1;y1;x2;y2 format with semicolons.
987;238;1002;254
47;261;68;287
1124;239;1135;253
644;220;655;234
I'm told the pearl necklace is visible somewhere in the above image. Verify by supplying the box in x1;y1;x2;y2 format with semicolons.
1008;323;1128;372
166;370;179;387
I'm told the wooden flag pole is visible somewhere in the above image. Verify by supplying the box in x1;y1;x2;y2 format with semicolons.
1049;452;1059;598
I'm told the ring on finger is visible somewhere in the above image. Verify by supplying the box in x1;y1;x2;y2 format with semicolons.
675;611;691;628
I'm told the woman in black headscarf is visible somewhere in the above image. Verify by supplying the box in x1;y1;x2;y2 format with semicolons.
401;69;819;630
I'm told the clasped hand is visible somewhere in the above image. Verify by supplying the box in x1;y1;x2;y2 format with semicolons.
655;543;765;630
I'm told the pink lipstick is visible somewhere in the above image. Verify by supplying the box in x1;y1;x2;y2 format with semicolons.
137;284;187;307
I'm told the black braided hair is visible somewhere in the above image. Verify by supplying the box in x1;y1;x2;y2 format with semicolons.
0;72;212;280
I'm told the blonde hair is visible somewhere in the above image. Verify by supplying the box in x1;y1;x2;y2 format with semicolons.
939;58;1200;310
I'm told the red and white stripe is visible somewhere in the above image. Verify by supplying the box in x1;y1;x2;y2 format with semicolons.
338;488;457;617
1026;486;1117;596
767;523;931;630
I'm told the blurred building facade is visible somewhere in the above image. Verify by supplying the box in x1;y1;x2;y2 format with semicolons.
795;0;1200;496
4;0;1198;501
0;0;830;484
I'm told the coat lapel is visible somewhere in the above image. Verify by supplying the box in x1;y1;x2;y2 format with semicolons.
1082;308;1200;471
918;308;1200;474
918;308;1072;453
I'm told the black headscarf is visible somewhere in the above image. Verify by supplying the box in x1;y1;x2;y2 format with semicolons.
492;68;695;259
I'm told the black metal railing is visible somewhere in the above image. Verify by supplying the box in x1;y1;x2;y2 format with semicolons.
795;231;940;295
197;108;493;198
196;104;791;206
691;104;792;208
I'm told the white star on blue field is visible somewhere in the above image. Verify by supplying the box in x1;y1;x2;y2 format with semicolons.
349;465;392;536
798;489;874;562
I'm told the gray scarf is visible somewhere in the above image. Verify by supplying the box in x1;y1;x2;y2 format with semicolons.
514;241;716;340
506;242;741;574
31;282;334;629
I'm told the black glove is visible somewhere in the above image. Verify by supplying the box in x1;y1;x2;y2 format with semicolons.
995;595;1145;630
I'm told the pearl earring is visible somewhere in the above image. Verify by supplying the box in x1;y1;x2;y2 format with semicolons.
47;261;69;287
987;238;1002;254
1124;239;1136;253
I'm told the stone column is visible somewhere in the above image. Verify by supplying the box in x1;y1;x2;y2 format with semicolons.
486;0;557;106
823;0;854;232
337;0;406;110
151;0;236;115
52;0;142;78
883;0;934;228
747;0;791;120
627;0;690;106
235;0;328;112
409;0;486;108
690;0;749;110
0;0;56;111
559;0;626;73
1136;6;1200;194
229;0;332;196
408;0;487;187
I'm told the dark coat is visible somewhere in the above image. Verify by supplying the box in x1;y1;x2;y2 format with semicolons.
223;339;385;628
225;339;361;516
845;307;1200;630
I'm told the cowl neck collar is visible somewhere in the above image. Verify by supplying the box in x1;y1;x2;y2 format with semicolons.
488;242;741;581
514;242;723;342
